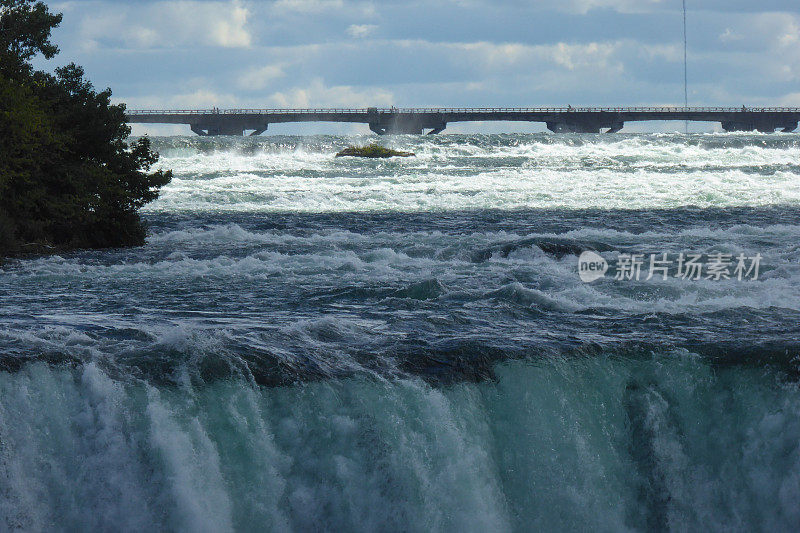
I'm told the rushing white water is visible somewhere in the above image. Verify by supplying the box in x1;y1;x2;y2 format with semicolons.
2;355;799;531
1;133;800;531
144;134;800;213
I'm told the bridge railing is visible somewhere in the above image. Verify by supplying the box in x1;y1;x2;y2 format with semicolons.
125;107;800;115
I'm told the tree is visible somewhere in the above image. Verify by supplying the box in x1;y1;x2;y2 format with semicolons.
0;0;171;255
0;0;61;78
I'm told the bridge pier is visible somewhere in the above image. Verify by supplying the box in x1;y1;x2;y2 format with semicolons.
547;121;601;133
372;119;423;135
721;121;774;133
389;124;423;134
367;109;446;135
369;123;388;135
190;123;245;136
215;125;246;136
189;115;271;136
190;123;272;136
720;116;799;133
547;117;624;134
369;122;448;135
190;124;209;136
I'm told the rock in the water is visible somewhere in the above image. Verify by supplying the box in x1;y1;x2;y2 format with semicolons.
336;143;415;158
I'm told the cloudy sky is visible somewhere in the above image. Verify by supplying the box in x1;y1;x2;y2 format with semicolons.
41;0;800;134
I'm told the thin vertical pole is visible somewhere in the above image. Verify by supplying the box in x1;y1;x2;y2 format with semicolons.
683;0;688;133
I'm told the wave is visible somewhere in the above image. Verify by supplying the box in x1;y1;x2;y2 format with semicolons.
2;347;800;529
4;133;800;530
138;133;800;214
141;165;800;214
5;220;800;317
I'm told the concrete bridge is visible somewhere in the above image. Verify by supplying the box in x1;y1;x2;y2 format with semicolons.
125;107;800;135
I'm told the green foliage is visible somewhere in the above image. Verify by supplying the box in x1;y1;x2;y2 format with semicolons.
335;143;415;158
0;0;61;78
0;0;172;256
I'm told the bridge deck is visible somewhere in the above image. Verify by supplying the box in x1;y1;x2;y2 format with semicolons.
125;107;800;135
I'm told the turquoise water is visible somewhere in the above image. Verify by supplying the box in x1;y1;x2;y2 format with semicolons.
1;134;799;531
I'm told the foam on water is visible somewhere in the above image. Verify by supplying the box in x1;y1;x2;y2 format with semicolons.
2;133;800;530
5;221;799;316
143;135;800;213
1;354;799;531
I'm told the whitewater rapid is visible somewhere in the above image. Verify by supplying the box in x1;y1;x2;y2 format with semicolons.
143;134;800;213
1;133;799;531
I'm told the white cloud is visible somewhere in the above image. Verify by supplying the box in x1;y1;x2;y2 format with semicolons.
569;0;665;14
272;0;376;17
79;1;252;49
637;43;682;63
446;0;667;15
711;13;800;80
454;42;530;67
448;41;621;72
346;24;377;39
778;92;800;106
212;1;251;47
719;28;741;43
57;0;800;116
49;2;79;13
120;89;239;109
238;64;286;90
713;13;799;50
267;78;393;107
549;42;619;70
273;0;344;12
777;18;799;47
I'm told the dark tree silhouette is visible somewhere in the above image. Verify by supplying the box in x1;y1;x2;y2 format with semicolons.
0;0;172;255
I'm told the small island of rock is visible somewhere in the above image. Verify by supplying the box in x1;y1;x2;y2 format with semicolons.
336;144;415;158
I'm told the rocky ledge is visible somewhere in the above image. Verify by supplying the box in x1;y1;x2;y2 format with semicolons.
335;144;415;158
